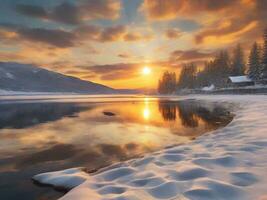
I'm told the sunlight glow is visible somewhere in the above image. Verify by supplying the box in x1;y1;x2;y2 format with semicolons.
142;66;151;75
143;108;150;120
144;97;150;105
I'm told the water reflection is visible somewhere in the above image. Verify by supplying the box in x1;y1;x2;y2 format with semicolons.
0;103;89;129
158;100;233;130
0;98;233;200
158;101;177;121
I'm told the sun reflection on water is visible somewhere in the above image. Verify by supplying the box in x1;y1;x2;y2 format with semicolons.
144;97;150;104
143;108;150;120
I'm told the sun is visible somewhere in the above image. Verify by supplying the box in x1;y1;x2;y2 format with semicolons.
142;66;151;75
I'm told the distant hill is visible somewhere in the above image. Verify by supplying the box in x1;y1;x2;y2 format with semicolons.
0;62;115;94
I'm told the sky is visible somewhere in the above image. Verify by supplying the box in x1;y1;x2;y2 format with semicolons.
0;0;266;89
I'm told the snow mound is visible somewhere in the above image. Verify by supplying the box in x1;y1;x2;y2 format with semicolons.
32;167;89;190
202;84;215;91
33;95;267;200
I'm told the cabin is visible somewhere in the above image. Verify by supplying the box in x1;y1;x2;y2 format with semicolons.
228;76;255;87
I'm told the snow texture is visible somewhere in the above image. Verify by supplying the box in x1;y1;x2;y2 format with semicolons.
33;95;267;200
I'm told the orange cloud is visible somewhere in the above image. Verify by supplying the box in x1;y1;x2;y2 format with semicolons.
165;28;182;39
0;29;18;40
141;0;234;21
197;21;259;46
80;0;121;20
194;0;267;46
98;25;126;42
142;0;267;48
170;49;214;62
0;43;72;69
123;32;154;42
0;51;24;61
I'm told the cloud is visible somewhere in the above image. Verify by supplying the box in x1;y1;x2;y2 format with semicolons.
165;28;182;39
82;63;138;80
64;64;137;83
192;0;267;46
75;25;154;43
16;2;80;25
195;20;259;46
77;61;169;81
96;26;153;42
16;4;47;18
141;0;267;47
0;41;73;70
79;0;121;20
15;0;121;25
50;2;81;25
118;53;131;59
0;28;19;44
0;23;77;48
141;0;234;21
123;32;154;42
74;25;101;40
80;74;97;80
140;0;267;48
0;51;24;60
170;49;213;62
76;63;140;81
98;25;127;42
18;27;77;48
0;23;153;49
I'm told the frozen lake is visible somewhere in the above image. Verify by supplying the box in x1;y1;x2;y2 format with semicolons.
0;95;233;200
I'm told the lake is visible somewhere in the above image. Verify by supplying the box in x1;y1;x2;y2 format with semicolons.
0;95;233;200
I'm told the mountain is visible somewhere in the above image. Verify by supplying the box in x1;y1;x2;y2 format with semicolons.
0;62;115;94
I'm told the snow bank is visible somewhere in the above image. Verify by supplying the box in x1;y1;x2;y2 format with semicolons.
33;95;267;200
33;168;89;190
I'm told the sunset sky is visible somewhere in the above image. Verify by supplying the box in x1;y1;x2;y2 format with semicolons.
0;0;266;89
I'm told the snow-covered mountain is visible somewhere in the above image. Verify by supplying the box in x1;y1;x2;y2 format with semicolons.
0;62;115;94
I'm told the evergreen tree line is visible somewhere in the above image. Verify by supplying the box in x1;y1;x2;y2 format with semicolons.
158;28;267;94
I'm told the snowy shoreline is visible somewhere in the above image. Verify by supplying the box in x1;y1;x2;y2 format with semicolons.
33;95;267;200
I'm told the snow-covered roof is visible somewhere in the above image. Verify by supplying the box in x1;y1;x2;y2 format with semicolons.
229;76;252;83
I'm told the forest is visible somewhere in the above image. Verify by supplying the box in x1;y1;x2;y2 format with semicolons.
158;28;267;94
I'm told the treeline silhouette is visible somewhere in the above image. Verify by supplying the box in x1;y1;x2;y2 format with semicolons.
158;28;267;94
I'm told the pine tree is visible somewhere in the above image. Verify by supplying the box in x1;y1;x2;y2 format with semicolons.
212;50;231;87
177;63;197;89
231;44;245;76
187;63;197;88
248;42;261;80
158;71;176;94
177;65;188;89
261;28;267;79
217;50;231;75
